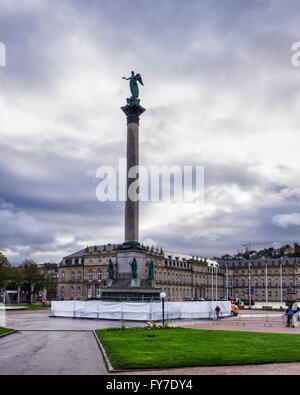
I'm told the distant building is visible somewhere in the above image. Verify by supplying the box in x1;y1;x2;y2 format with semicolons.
38;263;59;279
283;247;295;256
57;244;223;301
218;257;300;304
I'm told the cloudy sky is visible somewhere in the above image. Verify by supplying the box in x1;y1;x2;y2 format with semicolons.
1;0;300;264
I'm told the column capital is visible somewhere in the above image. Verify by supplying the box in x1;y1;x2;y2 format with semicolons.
121;103;146;125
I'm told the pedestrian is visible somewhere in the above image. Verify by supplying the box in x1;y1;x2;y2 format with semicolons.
215;305;221;320
285;304;294;327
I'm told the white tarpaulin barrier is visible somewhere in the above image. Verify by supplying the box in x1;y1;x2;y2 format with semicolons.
51;300;231;321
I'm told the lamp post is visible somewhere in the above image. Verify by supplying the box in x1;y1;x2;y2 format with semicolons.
280;262;283;306
215;266;218;301
265;261;268;305
160;292;166;325
226;264;229;301
211;264;213;301
248;261;251;308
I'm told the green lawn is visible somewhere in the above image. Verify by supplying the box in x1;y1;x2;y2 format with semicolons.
96;328;300;370
0;327;13;336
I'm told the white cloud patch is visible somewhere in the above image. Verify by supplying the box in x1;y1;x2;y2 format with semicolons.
272;213;300;228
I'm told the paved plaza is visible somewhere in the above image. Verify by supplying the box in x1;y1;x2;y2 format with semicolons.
1;309;300;375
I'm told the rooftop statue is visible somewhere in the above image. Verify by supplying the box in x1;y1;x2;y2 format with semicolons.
122;71;144;106
148;260;155;281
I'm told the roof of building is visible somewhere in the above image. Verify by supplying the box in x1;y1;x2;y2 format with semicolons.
217;257;300;267
163;250;218;266
62;245;218;266
63;244;120;259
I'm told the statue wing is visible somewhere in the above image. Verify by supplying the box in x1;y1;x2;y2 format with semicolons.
136;74;144;86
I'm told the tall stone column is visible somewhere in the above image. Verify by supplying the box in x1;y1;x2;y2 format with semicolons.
121;103;146;244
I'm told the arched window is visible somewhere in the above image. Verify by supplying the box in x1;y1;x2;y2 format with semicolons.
62;272;65;282
61;287;65;298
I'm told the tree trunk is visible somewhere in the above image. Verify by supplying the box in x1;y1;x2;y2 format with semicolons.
30;284;34;304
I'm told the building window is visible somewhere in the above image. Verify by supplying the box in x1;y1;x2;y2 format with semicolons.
71;287;74;297
98;270;102;282
77;287;81;297
61;287;65;298
62;272;65;282
88;270;93;282
78;271;81;281
96;285;101;298
88;285;92;298
71;272;75;282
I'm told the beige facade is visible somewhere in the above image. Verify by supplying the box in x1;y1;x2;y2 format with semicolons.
57;244;224;301
57;250;300;304
218;257;300;304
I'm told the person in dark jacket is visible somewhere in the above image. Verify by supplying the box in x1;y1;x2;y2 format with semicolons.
286;305;294;327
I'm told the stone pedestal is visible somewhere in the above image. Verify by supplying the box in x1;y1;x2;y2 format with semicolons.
102;248;161;301
117;250;147;280
130;278;141;288
107;279;113;288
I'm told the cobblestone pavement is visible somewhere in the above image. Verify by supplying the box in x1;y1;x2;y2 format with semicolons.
0;330;107;375
117;362;300;375
2;310;300;375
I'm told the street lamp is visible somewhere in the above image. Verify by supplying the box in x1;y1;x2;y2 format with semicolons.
160;292;166;325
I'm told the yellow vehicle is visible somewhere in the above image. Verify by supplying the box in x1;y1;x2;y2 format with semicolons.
231;303;239;317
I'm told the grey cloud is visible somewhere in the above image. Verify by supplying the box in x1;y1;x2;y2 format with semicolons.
1;0;300;263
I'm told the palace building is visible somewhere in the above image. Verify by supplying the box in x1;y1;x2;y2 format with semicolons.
57;244;223;301
57;246;300;304
217;257;300;304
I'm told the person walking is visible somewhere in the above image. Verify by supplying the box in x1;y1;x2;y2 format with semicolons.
215;305;221;320
286;304;294;327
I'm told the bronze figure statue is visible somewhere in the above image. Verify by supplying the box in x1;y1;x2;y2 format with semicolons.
122;71;144;105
